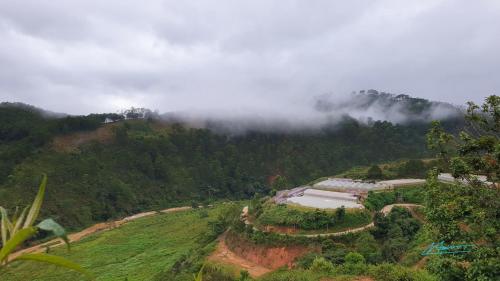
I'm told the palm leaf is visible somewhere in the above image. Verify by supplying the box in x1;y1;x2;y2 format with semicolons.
12;253;94;279
0;227;37;263
23;174;47;228
11;206;29;237
0;207;13;235
1;208;8;246
37;219;70;249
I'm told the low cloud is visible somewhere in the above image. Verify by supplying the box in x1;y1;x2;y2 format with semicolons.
0;0;498;117
162;91;462;134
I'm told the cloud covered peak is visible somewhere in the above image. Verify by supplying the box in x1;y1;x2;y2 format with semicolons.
161;91;462;134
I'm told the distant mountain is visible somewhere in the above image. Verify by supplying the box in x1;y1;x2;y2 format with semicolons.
0;102;67;118
314;90;462;124
161;91;463;134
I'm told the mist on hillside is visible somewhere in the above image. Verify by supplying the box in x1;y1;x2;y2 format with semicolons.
161;91;462;134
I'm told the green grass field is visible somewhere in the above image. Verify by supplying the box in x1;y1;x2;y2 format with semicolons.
0;207;221;281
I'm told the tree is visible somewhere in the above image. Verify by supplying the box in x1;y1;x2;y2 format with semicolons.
271;175;288;190
426;95;500;281
367;165;383;179
356;232;382;264
191;201;199;209
335;206;346;221
397;159;426;178
309;256;334;273
342;252;366;275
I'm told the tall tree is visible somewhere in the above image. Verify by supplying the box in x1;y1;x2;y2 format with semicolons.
426;95;499;281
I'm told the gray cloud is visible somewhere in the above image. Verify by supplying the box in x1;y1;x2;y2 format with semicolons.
0;0;498;118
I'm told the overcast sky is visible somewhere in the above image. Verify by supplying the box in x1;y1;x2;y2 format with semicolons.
0;0;498;116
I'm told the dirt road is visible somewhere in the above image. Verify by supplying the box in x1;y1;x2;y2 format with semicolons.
209;203;425;276
208;234;272;277
245;203;424;238
11;206;193;259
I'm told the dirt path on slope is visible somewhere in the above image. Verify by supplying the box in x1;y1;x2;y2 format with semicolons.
208;234;272;278
11;206;193;259
380;203;423;215
208;204;425;276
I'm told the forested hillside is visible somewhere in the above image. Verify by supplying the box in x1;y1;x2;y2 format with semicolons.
0;99;462;230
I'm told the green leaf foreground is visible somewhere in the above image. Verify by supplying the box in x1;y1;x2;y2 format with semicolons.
1;175;92;279
0;228;37;263
23;174;47;228
13;253;93;279
37;219;70;249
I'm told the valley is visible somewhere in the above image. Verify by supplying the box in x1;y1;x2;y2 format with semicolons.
0;95;498;281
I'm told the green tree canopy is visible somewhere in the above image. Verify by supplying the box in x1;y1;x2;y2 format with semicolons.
425;95;500;281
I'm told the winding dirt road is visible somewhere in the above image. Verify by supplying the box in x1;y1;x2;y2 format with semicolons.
210;203;424;276
245;203;423;238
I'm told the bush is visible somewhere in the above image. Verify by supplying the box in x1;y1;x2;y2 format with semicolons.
309;257;335;274
296;253;321;269
345;252;365;264
355;232;382;264
339;252;367;275
367;165;383;179
201;263;237;281
426;257;466;281
397;159;426;178
369;263;438;281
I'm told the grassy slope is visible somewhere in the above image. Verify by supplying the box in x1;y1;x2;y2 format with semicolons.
0;207;220;281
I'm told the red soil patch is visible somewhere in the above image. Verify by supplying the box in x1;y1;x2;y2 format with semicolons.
208;235;271;277
209;232;318;277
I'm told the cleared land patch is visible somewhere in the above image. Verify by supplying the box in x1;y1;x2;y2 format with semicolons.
52;123;118;152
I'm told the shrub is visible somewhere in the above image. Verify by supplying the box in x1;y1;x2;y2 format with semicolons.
309;257;335;274
296;253;321;269
355;232;382;264
367;165;383;179
369;263;438;281
200;264;236;281
426;257;466;281
340;252;366;275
